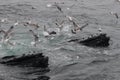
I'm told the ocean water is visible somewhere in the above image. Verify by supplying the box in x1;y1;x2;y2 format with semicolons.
0;0;120;80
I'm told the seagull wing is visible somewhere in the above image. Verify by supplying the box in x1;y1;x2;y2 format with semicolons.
80;23;89;30
0;30;6;34
54;3;63;13
7;26;14;34
29;30;39;42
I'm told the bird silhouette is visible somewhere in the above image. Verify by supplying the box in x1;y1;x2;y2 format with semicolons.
29;30;39;47
0;26;15;46
54;2;63;13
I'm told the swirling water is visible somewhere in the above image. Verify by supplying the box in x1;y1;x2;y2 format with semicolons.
0;0;120;80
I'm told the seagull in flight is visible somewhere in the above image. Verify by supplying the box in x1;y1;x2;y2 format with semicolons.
55;19;64;31
0;26;15;46
110;12;119;19
24;20;40;30
66;16;89;33
29;29;40;47
54;2;63;13
46;2;63;13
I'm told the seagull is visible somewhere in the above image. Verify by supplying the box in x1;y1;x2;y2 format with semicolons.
66;16;79;28
46;2;63;13
12;20;20;26
55;19;64;31
70;20;81;33
110;12;119;19
24;20;40;30
78;23;89;31
29;30;40;47
54;2;63;13
66;4;75;10
66;15;89;33
71;23;89;34
14;22;19;26
0;26;15;46
71;29;77;34
0;26;14;39
43;25;50;37
98;27;102;33
0;18;8;27
0;18;8;23
66;16;74;22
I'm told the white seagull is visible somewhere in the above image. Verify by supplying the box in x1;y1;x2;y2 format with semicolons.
43;25;50;37
0;26;15;46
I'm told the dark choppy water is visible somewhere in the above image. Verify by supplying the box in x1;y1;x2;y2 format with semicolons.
0;0;120;80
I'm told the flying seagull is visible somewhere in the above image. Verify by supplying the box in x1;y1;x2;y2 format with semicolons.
110;12;119;19
0;26;15;46
55;19;64;31
24;20;40;30
29;29;40;47
54;2;63;13
46;2;63;13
